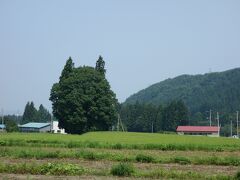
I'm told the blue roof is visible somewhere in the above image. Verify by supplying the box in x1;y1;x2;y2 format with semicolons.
0;124;5;129
19;122;50;129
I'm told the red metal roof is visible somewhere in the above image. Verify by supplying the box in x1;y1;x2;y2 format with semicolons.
176;126;219;132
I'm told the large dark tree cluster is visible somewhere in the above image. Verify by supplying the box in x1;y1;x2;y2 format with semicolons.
22;102;51;124
120;100;189;132
50;56;118;134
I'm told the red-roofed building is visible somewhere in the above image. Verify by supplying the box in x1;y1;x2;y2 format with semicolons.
176;126;220;137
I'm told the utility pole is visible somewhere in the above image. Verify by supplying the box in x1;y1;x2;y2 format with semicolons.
151;121;153;133
1;108;4;125
117;114;120;131
230;120;233;137
50;115;53;133
117;114;125;132
237;111;239;138
217;112;220;137
209;109;212;126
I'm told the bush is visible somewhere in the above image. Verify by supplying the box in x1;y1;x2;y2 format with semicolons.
40;163;84;175
111;163;134;176
67;141;78;148
112;143;123;149
81;151;97;160
235;171;240;180
0;141;6;146
136;154;154;163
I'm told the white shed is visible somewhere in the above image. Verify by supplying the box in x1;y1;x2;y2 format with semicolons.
51;121;66;134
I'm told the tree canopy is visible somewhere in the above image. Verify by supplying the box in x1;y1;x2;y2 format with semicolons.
22;102;51;124
95;55;106;74
4;116;19;132
50;56;117;134
22;102;38;124
124;68;240;116
120;100;188;132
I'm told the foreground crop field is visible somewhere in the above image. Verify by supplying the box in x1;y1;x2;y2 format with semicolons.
0;132;240;179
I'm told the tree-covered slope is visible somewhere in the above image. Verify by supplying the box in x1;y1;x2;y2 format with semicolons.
124;68;240;114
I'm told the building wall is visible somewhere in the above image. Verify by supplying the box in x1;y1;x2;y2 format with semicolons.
20;127;38;132
39;125;51;132
20;125;51;132
178;131;219;137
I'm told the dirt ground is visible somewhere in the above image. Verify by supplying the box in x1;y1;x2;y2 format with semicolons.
0;174;150;180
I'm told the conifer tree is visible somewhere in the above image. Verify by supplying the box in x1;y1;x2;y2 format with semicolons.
22;101;38;124
95;55;106;74
37;104;51;122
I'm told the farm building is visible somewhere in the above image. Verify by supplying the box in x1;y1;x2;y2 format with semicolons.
19;122;51;132
51;121;66;134
0;124;6;132
176;126;220;137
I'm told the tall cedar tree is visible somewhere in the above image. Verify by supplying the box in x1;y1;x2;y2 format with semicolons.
37;104;51;122
95;56;106;74
50;56;117;134
22;102;38;124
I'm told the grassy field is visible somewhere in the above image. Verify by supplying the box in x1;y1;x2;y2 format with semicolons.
0;132;240;179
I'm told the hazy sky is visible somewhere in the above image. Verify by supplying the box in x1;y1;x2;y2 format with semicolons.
1;0;240;114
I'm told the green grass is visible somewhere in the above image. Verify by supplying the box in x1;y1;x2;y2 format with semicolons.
0;132;239;179
1;146;240;166
0;132;239;151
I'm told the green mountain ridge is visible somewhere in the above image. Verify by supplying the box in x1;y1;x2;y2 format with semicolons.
124;68;240;115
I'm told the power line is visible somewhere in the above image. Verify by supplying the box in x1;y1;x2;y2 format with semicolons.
217;112;220;137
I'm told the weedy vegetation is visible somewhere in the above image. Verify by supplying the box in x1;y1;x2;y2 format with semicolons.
0;132;239;179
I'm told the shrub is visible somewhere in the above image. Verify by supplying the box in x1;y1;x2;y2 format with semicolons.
67;141;78;148
136;154;154;163
112;143;123;149
17;150;30;158
224;157;240;166
215;147;224;152
40;163;84;175
235;171;240;180
85;141;99;148
75;150;104;160
111;163;134;176
82;151;97;160
0;141;6;146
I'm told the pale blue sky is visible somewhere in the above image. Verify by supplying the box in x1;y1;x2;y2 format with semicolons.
0;0;240;114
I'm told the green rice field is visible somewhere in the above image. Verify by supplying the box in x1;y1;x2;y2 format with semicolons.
0;132;239;179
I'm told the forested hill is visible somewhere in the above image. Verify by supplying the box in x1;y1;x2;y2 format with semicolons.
124;68;240;114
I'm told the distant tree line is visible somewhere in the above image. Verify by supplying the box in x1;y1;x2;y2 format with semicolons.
1;102;51;132
119;100;189;132
22;102;51;124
